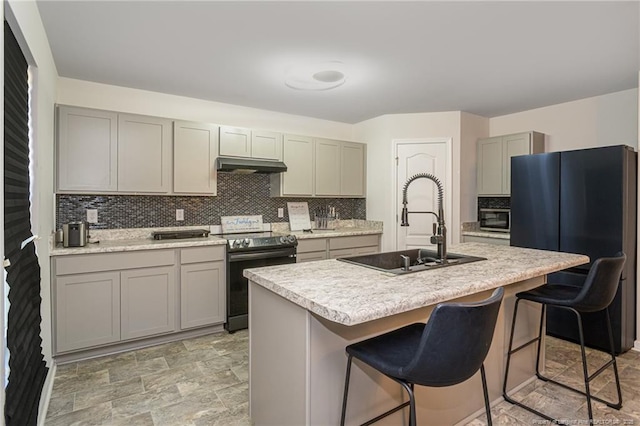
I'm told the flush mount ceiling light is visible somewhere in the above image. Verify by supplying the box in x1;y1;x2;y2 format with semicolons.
285;61;346;91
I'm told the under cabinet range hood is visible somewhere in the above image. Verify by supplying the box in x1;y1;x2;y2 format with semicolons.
216;157;287;174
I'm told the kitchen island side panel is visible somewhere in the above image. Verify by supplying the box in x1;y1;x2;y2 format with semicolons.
249;276;546;425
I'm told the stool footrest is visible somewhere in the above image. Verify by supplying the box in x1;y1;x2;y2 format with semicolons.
508;335;541;355
360;401;411;426
537;373;622;409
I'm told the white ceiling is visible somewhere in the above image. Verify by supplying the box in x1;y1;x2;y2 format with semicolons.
36;1;639;124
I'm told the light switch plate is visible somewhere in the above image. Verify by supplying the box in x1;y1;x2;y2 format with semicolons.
278;208;284;218
86;209;98;224
176;209;184;221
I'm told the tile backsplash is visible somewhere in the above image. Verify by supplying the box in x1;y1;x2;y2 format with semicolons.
56;173;366;230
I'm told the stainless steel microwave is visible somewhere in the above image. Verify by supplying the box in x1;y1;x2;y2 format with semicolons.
479;208;510;232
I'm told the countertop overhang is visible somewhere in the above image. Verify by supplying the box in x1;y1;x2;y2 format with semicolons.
244;242;589;326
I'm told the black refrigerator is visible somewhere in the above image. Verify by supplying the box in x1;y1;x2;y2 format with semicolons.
510;145;637;354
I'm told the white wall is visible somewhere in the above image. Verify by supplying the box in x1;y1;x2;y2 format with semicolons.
460;112;489;225
353;111;482;252
490;89;638;151
57;78;354;141
4;0;59;422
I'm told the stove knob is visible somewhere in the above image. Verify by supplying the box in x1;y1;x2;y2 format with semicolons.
279;236;287;244
243;238;250;247
287;235;296;244
232;239;242;248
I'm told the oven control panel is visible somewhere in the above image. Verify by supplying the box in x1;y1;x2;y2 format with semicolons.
228;235;297;251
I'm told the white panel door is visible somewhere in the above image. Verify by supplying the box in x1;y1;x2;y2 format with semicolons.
118;114;172;193
396;140;450;250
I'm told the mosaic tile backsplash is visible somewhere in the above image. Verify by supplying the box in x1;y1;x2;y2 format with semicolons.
56;173;366;230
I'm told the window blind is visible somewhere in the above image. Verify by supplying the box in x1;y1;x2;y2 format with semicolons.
4;20;48;426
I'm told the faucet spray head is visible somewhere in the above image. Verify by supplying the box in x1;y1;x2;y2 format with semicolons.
401;205;409;227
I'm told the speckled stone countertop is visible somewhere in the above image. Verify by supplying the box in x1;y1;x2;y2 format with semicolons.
462;231;510;240
50;226;227;256
50;220;383;256
244;242;588;326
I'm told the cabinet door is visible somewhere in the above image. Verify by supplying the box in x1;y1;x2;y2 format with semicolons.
180;261;225;329
55;271;120;353
502;133;531;195
174;121;219;195
118;114;172;193
219;126;251;157
314;138;341;196
282;134;314;196
251;131;282;160
329;248;356;259
121;266;176;340
340;142;366;197
297;251;328;263
477;136;504;195
57;106;118;192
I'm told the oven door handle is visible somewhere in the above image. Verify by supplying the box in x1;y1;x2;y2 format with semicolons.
228;249;297;262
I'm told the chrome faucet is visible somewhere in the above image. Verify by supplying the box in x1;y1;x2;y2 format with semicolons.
400;173;447;263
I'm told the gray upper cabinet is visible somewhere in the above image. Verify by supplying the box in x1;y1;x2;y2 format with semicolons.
272;134;315;196
251;130;282;160
314;138;341;196
340;142;366;197
219;126;251;157
56;105;172;195
117;114;172;193
477;131;544;196
272;136;367;198
220;126;283;160
173;121;219;195
56;106;118;192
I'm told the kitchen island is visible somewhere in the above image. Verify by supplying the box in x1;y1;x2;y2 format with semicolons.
245;242;589;425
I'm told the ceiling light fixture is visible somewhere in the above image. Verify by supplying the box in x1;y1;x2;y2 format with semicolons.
285;61;346;91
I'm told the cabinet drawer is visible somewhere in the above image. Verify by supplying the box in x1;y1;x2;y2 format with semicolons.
55;250;175;275
297;238;327;253
297;251;328;263
181;246;225;264
329;235;380;250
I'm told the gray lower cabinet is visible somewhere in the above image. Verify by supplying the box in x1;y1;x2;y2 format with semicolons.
121;266;176;340
462;235;510;246
297;234;381;263
180;246;226;330
55;271;121;353
53;246;226;355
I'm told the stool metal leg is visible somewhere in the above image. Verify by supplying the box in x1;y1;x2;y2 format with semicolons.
340;354;354;426
480;364;492;426
504;300;624;424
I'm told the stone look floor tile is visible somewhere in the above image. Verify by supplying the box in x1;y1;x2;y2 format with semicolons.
47;331;639;426
73;377;144;410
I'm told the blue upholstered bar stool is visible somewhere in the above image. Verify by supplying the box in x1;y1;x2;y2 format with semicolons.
503;252;626;424
340;287;504;426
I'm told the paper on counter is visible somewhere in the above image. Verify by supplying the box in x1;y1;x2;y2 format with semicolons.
287;202;311;231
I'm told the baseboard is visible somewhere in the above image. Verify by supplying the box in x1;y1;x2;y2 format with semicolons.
633;340;640;352
37;363;56;426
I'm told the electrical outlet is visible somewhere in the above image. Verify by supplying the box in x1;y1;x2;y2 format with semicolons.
278;208;284;218
176;209;184;221
86;209;98;224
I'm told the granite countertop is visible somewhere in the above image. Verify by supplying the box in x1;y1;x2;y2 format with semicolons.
244;242;588;326
50;235;228;256
462;230;510;240
50;221;383;256
289;227;382;240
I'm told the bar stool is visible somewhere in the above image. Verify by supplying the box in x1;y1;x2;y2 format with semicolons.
340;287;504;426
503;252;626;424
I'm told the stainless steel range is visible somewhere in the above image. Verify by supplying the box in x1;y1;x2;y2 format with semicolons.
224;230;297;332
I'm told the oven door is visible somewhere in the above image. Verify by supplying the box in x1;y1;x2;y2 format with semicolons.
226;247;297;332
479;209;510;232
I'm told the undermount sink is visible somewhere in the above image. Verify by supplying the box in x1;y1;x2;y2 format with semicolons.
337;248;486;275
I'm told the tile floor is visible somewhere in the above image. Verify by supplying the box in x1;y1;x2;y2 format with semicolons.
45;332;640;425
